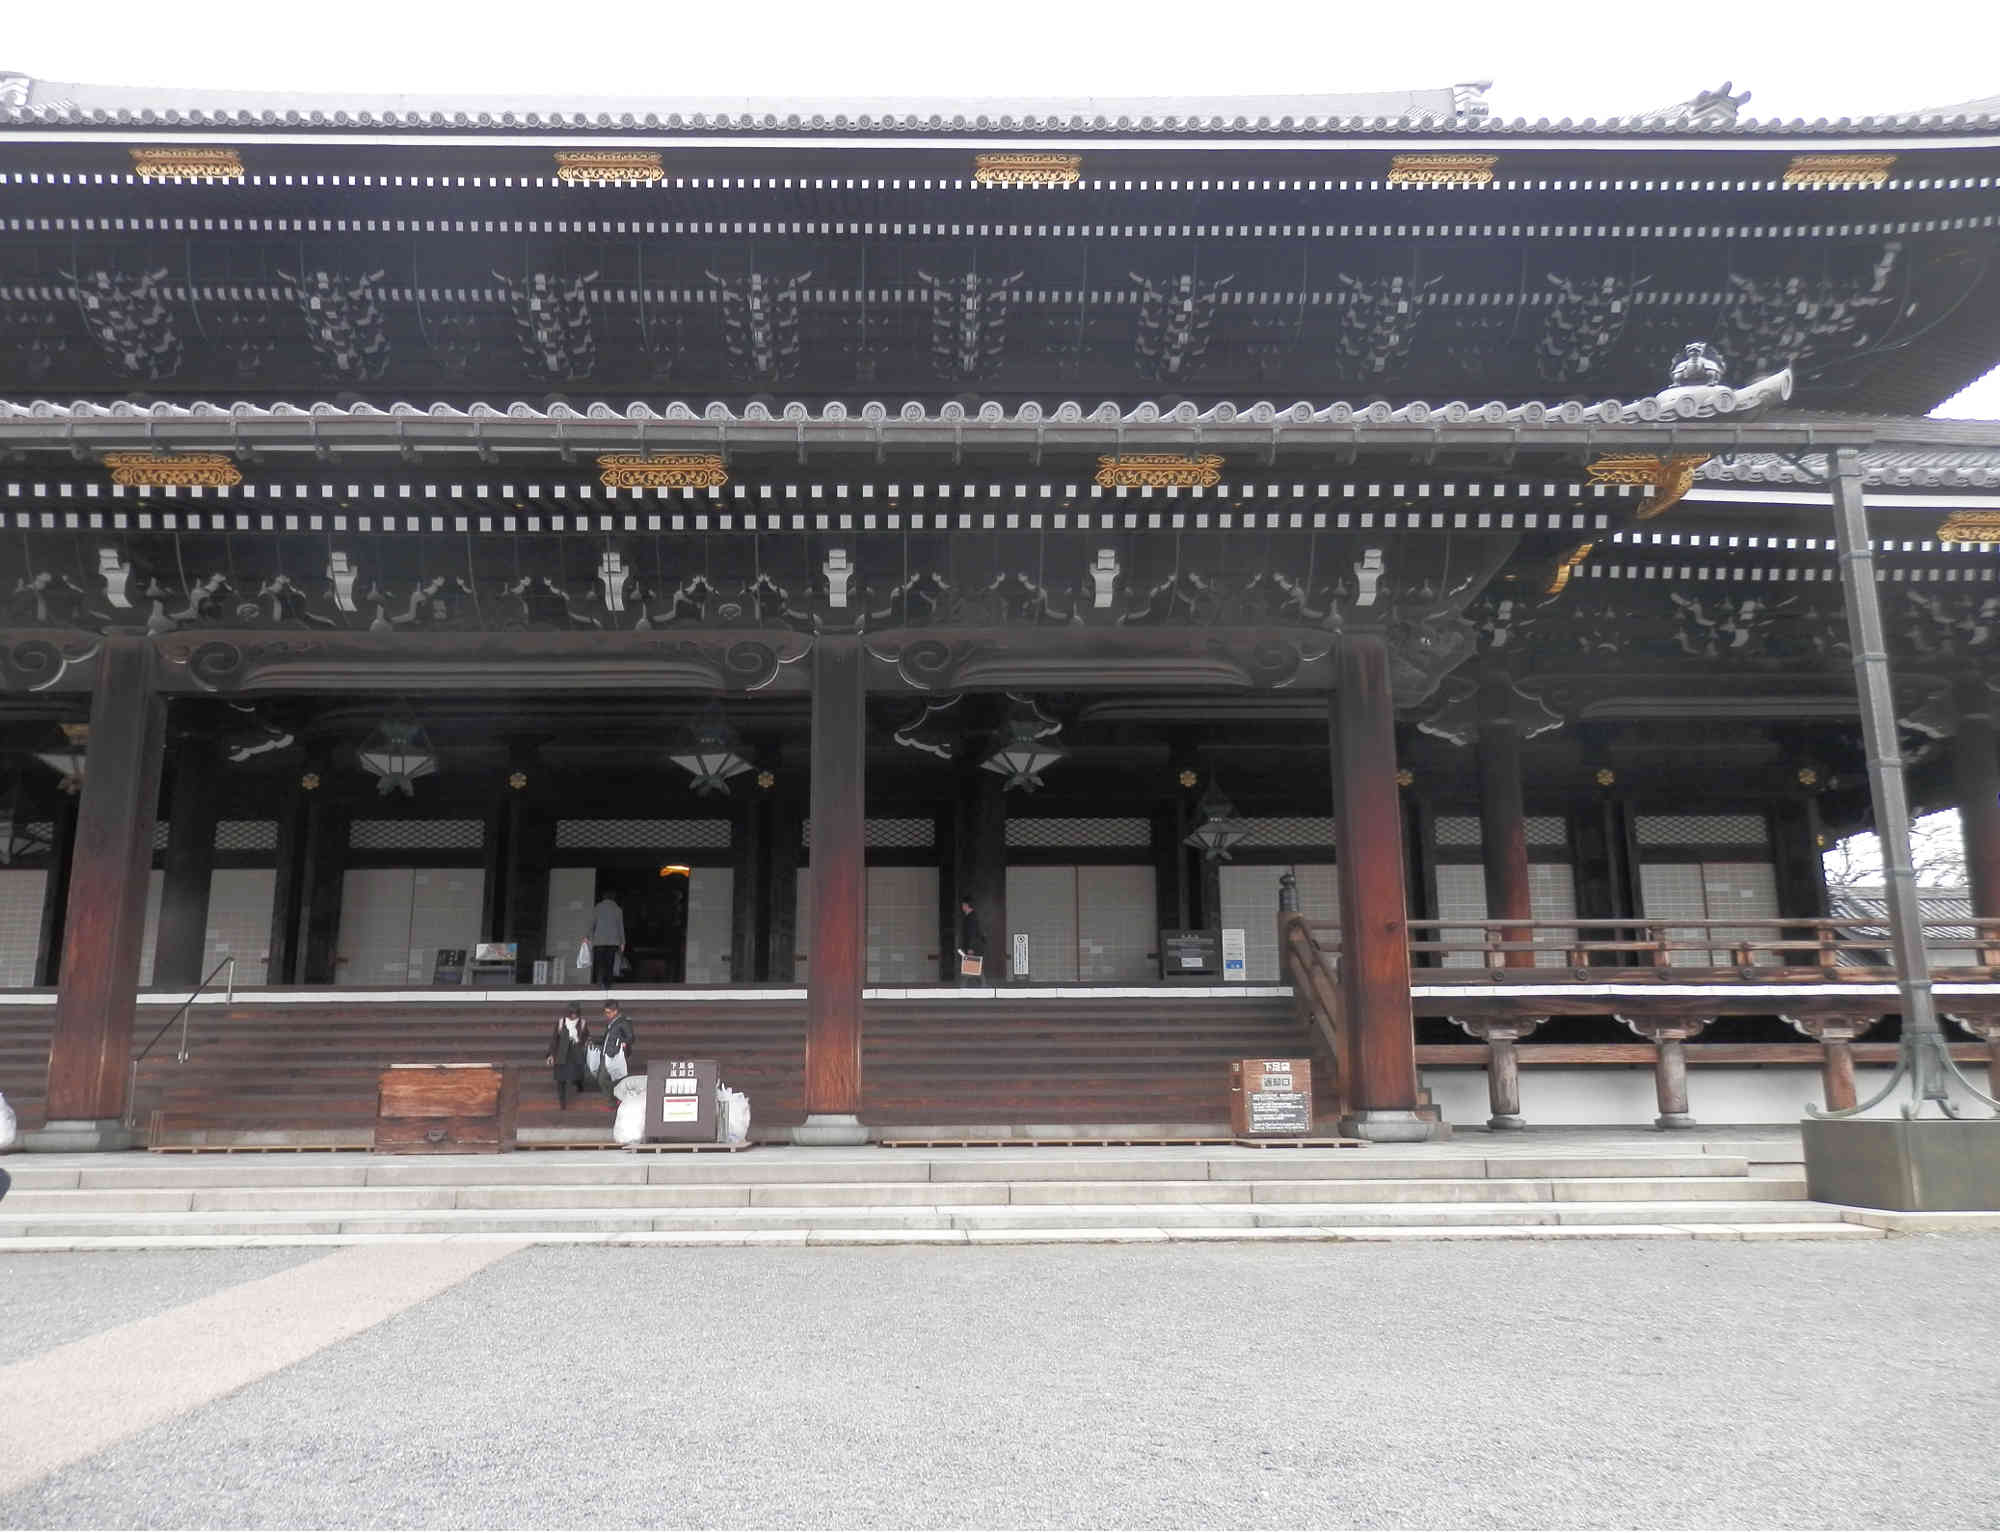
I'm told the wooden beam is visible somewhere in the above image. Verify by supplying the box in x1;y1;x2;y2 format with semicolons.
43;637;165;1130
798;637;867;1143
952;736;1007;985
153;733;220;991
1330;633;1425;1140
1955;685;2000;922
1478;689;1534;969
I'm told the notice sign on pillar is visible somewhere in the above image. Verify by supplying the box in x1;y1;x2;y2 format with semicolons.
1011;932;1030;980
1229;1057;1313;1137
1221;928;1247;982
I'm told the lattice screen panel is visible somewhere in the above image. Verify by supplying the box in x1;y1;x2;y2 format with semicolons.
556;819;730;850
151;821;170;852
202;868;275;985
350;819;484;852
1220;862;1339;982
1431;863;1579;968
1434;816;1568;849
867;866;939;983
1078;865;1159;983
214;820;278;852
1237;817;1337;849
685;868;736;984
800;819;936;849
0;868;48;988
1006;817;1151;849
1006;865;1079;982
1639;860;1780;966
1635;814;1770;847
544;868;597;984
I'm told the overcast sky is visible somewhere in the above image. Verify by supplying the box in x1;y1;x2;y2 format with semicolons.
6;0;1996;414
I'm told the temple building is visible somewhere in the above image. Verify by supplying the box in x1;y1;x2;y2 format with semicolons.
2;70;1999;1147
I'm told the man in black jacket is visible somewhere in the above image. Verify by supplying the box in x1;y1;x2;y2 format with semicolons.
957;899;986;985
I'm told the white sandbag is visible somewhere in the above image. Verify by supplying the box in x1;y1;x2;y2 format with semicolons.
718;1089;751;1146
0;1090;16;1151
612;1074;648;1146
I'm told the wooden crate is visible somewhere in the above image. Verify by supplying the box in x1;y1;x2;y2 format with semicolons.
373;1063;518;1154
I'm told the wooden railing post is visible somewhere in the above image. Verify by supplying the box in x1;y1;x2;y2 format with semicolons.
1616;1013;1709;1130
1451;1016;1542;1130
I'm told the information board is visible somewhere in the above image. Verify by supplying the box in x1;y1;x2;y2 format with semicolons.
1012;932;1030;979
1159;929;1221;978
1221;928;1248;982
645;1058;720;1143
430;948;468;986
1229;1057;1314;1137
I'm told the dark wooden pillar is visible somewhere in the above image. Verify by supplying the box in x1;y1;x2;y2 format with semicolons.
1454;1016;1541;1130
1619;1014;1707;1130
731;796;766;984
953;755;1006;982
34;790;78;987
1954;686;2000;923
153;734;222;991
1330;635;1426;1141
299;796;350;986
1478;694;1534;969
39;639;166;1144
797;637;868;1143
764;794;803;982
479;793;514;943
510;800;555;983
1151;805;1183;945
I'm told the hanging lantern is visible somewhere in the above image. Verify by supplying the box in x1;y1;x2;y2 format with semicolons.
357;707;438;797
670;704;754;796
979;695;1065;792
34;724;89;795
1184;780;1250;861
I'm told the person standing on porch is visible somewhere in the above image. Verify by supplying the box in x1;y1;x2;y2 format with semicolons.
958;898;986;985
590;891;627;987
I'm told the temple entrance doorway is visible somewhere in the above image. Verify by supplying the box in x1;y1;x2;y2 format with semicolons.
543;865;735;985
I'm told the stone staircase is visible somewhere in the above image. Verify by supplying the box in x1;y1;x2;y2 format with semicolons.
0;1140;1891;1248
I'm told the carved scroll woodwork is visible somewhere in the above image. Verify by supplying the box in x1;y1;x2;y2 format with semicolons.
130;148;244;181
1783;154;1896;188
595;453;728;489
553;151;665;184
1387;154;1497;187
101;452;243;488
1583;452;1712;519
1092;454;1225;489
971;153;1081;186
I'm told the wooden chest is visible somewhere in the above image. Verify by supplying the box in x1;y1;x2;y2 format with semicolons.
373;1063;518;1154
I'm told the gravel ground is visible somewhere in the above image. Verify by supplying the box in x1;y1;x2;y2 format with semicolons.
0;1248;319;1367
3;1238;1998;1530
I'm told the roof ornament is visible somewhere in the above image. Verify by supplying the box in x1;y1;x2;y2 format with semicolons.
0;74;30;109
1450;82;1493;124
1653;341;1792;419
1644;82;1751;128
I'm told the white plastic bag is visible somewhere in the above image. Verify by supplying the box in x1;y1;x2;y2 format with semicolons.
611;1074;648;1145
718;1089;751;1145
576;938;592;973
0;1090;16;1152
585;1044;603;1076
604;1046;628;1084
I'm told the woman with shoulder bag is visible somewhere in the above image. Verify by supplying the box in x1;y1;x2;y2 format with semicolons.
544;1001;593;1110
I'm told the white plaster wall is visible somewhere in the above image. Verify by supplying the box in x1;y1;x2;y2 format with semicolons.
1422;1064;1991;1127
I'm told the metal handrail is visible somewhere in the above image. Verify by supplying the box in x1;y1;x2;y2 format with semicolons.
126;955;236;1130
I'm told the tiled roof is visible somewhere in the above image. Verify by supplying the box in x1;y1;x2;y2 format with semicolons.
3;72;1998;138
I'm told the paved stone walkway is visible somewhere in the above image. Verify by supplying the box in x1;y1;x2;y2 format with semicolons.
2;1236;1996;1528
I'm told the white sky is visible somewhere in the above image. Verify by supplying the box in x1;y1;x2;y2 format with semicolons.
6;0;1997;415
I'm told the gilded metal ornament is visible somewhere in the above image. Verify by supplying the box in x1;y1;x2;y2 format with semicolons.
553;151;665;184
972;153;1082;186
1782;153;1896;188
1093;454;1225;489
1938;512;2000;543
130;147;244;180
595;453;729;489
1544;541;1595;596
102;452;243;488
1386;153;1497;187
1584;452;1711;518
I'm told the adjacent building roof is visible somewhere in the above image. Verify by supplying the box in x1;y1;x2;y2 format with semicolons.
4;71;1998;138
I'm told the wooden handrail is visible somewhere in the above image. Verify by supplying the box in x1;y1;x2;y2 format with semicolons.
1276;912;1348;1121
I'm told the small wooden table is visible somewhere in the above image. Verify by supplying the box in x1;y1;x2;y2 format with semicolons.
374;1063;518;1154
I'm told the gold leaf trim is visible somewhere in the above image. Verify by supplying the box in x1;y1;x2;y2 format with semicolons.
1938;512;2000;543
973;152;1082;186
1093;454;1225;489
102;452;243;488
1585;452;1710;519
1545;541;1595;596
554;151;665;184
1387;153;1497;187
131;147;244;181
596;453;729;489
1783;153;1896;187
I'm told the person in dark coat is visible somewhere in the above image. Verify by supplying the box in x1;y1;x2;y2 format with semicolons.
957;898;986;984
544;1001;592;1110
596;1000;636;1103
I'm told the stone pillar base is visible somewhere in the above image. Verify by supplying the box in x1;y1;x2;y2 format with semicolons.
1803;1116;2000;1211
791;1114;870;1147
1486;1114;1527;1132
1654;1113;1697;1131
22;1118;136;1153
1339;1109;1436;1144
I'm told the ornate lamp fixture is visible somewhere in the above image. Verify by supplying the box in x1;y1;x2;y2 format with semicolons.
357;707;438;797
979;695;1065;793
34;724;89;795
670;704;754;796
1184;780;1250;862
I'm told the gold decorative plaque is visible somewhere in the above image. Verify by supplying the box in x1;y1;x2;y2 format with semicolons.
1386;153;1497;187
554;151;665;184
102;452;243;488
1939;512;2000;543
1093;454;1225;489
596;453;729;489
1585;452;1710;519
1783;153;1896;187
973;153;1082;186
130;147;245;181
1545;541;1596;596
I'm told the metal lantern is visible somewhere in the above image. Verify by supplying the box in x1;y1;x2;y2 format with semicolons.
34;724;89;795
1184;780;1250;861
979;695;1065;792
670;704;754;796
357;708;438;797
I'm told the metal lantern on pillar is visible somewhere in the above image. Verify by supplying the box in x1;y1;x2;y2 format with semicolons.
1184;780;1250;861
670;703;754;796
357;707;438;797
979;694;1065;793
33;723;89;795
